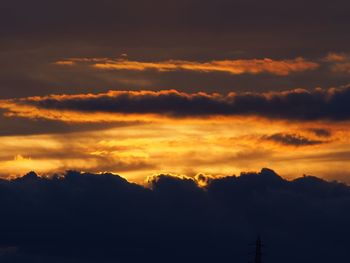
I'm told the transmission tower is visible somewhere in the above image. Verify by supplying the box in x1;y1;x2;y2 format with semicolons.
254;235;262;263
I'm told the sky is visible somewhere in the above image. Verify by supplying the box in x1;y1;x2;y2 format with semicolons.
1;1;350;262
2;0;350;182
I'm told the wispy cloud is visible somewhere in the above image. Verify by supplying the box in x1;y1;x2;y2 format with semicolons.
55;57;319;76
323;52;350;74
331;63;350;74
323;52;348;62
262;133;325;146
308;128;332;138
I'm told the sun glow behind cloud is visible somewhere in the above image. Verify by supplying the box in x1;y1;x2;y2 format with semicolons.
0;112;349;182
1;87;350;182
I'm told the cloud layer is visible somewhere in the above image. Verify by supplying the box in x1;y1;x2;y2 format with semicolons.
0;169;349;262
3;86;350;122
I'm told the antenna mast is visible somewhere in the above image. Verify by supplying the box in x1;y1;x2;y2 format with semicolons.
254;236;262;263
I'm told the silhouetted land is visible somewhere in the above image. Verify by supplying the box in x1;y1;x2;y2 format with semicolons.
0;168;349;262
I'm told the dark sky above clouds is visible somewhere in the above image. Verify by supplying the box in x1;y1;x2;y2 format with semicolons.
0;0;350;98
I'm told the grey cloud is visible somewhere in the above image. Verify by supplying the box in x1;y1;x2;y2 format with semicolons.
0;111;142;136
308;128;332;138
263;133;325;146
6;86;350;122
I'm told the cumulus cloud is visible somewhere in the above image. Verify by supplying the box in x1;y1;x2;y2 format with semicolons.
2;86;350;122
0;168;349;263
55;57;319;76
263;133;325;146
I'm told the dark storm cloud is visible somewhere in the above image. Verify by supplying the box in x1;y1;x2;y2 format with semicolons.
0;168;349;262
6;85;350;122
263;133;325;146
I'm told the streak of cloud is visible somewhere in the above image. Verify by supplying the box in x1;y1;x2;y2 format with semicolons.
263;133;325;146
55;57;319;76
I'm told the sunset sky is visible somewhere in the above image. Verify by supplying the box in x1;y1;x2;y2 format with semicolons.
1;0;350;183
2;1;350;263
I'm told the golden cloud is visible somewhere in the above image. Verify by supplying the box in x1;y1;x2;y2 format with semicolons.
55;57;319;76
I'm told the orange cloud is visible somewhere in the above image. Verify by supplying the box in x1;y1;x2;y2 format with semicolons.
331;63;350;74
323;52;350;74
54;60;76;66
324;52;348;62
55;57;319;76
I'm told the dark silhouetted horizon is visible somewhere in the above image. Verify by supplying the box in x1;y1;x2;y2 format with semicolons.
0;168;349;262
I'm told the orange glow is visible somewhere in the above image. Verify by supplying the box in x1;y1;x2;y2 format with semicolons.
54;60;76;66
1;89;350;183
0;114;349;183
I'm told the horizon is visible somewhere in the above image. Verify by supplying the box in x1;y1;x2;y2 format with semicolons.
1;167;347;187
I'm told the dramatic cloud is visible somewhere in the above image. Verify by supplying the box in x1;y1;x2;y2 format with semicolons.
263;133;325;146
55;57;319;76
0;169;349;263
3;86;350;122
